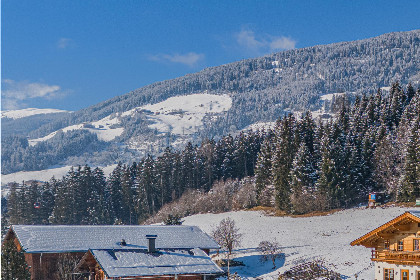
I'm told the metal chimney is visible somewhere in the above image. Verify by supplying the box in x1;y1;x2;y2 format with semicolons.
146;235;157;253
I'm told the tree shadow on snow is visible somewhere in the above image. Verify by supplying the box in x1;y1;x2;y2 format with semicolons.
229;253;286;277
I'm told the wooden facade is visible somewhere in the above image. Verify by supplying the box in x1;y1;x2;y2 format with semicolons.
4;229;85;280
351;211;420;280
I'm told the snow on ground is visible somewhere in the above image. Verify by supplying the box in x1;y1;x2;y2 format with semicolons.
1;164;117;193
243;122;276;132
1;108;71;119
183;206;417;280
320;92;346;101
28;114;124;146
28;93;232;146
125;93;232;135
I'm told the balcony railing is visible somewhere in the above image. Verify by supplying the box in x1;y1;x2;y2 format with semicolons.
372;250;420;263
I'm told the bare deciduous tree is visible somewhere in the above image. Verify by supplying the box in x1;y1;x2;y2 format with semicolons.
55;253;80;280
257;240;281;269
211;217;242;278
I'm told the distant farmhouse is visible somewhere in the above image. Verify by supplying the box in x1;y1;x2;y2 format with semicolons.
4;225;223;280
351;211;420;280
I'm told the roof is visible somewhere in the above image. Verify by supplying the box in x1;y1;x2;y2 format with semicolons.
84;248;223;277
350;211;420;247
10;225;220;253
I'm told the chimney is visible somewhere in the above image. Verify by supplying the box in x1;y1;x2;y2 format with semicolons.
146;235;157;253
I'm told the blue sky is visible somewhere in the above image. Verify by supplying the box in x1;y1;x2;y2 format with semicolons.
2;0;420;111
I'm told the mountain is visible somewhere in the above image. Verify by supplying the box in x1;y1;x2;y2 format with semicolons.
1;108;71;137
2;29;420;178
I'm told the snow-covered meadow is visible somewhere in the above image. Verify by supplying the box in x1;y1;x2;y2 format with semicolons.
1;108;71;119
183;206;416;280
27;93;232;146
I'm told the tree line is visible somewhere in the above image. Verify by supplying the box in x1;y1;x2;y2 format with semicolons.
255;82;420;213
3;82;420;226
5;131;262;225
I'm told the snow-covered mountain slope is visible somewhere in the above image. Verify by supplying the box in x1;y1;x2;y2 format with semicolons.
1;108;71;119
3;30;420;176
28;114;124;145
183;206;415;280
28;93;232;146
123;93;232;135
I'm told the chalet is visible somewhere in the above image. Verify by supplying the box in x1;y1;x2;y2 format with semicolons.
351;211;420;280
4;225;222;280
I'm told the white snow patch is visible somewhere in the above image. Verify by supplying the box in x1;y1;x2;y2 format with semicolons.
183;206;414;280
124;93;232;135
380;86;391;92
243;122;276;132
320;92;346;101
1;108;71;119
28;93;232;146
28;114;124;146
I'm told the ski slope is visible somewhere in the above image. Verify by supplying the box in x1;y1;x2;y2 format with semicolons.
182;206;416;280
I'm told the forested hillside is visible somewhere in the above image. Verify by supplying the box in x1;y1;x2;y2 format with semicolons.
3;82;420;227
2;30;419;176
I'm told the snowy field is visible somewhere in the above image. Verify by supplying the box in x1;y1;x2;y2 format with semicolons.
1;108;71;119
183;206;416;280
28;93;232;145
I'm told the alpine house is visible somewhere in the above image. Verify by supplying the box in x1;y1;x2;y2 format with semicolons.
3;225;223;280
351;211;420;280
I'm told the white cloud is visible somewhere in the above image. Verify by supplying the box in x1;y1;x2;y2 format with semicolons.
57;38;72;49
236;29;265;52
1;79;66;110
149;52;204;67
269;36;296;51
235;28;296;54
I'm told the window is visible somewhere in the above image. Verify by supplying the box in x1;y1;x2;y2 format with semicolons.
384;268;394;280
401;269;409;280
417;271;420;280
415;239;420;251
385;240;390;250
398;240;404;251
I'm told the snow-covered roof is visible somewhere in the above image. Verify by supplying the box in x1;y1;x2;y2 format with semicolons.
88;248;223;277
11;225;220;253
408;210;420;219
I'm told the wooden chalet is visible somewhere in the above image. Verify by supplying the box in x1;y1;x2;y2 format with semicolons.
3;225;221;280
351;211;420;280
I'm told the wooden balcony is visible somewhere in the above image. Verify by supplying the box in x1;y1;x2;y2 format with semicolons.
371;250;420;264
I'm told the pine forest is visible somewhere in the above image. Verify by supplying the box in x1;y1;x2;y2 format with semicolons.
3;82;420;229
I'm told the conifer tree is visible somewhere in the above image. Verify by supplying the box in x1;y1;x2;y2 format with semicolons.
120;166;134;224
39;182;55;224
7;183;20;225
1;239;31;280
255;136;274;205
399;117;420;201
289;142;317;214
106;163;124;223
272;115;296;212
